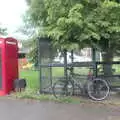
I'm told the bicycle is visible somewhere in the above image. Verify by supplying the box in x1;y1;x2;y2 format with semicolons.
52;66;110;101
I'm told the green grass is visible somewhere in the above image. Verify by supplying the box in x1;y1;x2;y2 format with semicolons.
11;89;81;104
18;67;120;103
19;70;39;89
52;67;64;77
52;67;89;76
19;67;120;88
18;69;81;104
19;68;64;89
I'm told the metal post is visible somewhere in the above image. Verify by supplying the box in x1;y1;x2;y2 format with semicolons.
71;50;74;63
49;43;52;89
92;48;96;63
71;50;74;73
37;37;42;93
92;48;97;77
63;49;68;80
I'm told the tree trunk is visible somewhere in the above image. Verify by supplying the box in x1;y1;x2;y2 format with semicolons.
102;49;113;76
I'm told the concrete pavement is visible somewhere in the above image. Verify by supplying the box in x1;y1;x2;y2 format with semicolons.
0;98;120;120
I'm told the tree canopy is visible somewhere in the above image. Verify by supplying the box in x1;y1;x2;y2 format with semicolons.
25;0;120;60
26;0;120;49
24;0;120;75
0;25;7;36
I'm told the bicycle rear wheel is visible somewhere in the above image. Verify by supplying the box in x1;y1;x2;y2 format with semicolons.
87;78;110;101
53;79;73;99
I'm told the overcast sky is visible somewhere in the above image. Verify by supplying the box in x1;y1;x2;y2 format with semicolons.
0;0;28;39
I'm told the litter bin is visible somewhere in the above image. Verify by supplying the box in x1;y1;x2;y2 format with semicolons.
14;78;27;92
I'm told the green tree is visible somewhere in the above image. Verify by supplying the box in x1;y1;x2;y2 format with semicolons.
26;0;120;75
20;36;38;68
0;26;7;36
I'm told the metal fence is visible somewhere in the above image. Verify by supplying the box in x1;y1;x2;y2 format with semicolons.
37;37;120;94
37;37;93;93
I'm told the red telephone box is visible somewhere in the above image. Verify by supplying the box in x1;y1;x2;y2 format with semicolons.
0;37;18;95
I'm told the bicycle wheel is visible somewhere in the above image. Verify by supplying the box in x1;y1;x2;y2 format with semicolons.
53;79;73;99
87;78;110;101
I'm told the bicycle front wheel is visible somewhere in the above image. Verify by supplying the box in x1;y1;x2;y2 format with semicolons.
87;78;110;101
53;80;73;99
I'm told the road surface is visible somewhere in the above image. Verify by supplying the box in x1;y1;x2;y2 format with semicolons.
0;98;120;120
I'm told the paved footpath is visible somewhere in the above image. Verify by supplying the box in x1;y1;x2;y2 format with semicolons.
0;98;120;120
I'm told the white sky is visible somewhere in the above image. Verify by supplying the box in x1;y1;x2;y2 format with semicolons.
0;0;28;39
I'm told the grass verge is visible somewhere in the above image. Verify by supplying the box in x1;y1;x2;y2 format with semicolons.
18;70;81;104
10;89;81;104
19;70;39;89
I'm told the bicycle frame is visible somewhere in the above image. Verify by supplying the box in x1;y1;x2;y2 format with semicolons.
53;66;110;100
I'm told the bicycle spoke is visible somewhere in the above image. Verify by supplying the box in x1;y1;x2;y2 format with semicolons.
53;80;73;99
87;79;109;101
